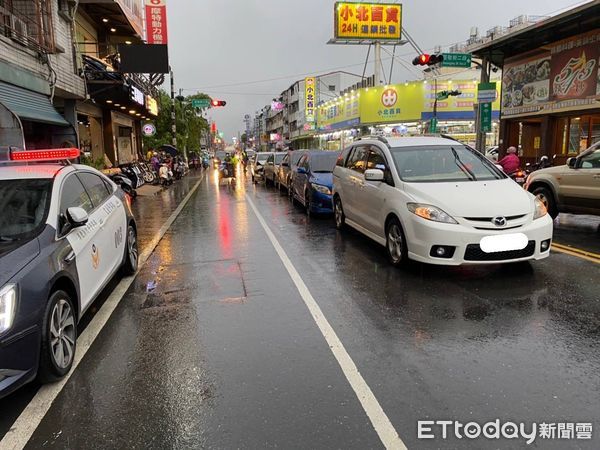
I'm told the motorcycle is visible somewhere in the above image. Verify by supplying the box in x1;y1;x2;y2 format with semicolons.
508;169;527;187
525;155;552;175
138;162;157;184
109;172;137;198
218;161;235;186
118;163;144;188
159;167;174;186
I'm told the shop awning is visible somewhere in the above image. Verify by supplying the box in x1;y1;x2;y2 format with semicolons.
0;81;70;126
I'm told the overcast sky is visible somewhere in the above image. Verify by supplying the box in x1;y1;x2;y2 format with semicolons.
167;0;586;141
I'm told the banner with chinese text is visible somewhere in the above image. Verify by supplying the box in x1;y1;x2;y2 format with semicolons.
305;77;316;123
145;0;168;45
334;2;402;40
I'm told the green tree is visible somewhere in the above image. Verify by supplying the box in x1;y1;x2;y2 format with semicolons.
143;90;211;155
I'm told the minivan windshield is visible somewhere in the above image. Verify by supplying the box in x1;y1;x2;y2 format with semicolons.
0;178;52;241
390;145;505;182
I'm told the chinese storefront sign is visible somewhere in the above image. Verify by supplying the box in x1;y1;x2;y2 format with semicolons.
146;96;159;116
501;29;600;117
305;77;316;123
334;2;402;40
318;96;360;131
145;0;168;45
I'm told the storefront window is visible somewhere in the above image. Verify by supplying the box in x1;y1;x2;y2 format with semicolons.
556;117;569;155
568;117;581;154
590;117;600;147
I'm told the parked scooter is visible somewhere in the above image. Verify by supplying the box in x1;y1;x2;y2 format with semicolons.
119;163;144;188
139;162;157;184
109;172;137;198
525;155;552;175
159;163;174;186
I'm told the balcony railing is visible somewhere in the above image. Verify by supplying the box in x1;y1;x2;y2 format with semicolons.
0;0;55;53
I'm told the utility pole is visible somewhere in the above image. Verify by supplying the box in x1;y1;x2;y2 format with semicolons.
374;42;382;86
170;67;176;148
474;57;490;153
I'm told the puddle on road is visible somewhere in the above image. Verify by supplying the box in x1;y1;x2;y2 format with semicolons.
140;259;247;309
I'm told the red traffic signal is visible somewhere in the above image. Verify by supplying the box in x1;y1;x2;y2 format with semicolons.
412;54;430;66
211;99;227;107
412;53;443;67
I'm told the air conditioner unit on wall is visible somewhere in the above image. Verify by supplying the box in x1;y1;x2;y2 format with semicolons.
10;15;28;46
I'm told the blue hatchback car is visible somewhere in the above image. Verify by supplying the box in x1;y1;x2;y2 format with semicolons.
291;151;340;216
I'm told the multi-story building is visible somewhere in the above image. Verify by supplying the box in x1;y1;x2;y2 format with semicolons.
0;0;85;148
74;0;159;165
252;71;361;150
0;0;160;165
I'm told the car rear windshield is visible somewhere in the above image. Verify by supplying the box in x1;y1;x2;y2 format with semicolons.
390;145;504;182
0;178;52;241
310;153;339;173
291;152;305;165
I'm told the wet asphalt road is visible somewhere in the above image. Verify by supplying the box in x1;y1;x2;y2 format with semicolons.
2;167;600;449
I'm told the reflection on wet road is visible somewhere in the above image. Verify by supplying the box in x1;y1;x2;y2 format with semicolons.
5;167;600;449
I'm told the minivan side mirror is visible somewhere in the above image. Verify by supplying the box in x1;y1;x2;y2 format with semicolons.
566;157;577;169
365;169;385;182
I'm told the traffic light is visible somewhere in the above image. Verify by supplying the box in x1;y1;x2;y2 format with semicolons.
211;99;227;107
412;54;430;66
412;53;444;67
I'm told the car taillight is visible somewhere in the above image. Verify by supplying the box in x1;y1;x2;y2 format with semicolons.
8;148;80;161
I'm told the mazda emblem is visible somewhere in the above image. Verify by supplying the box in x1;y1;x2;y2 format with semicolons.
492;216;507;227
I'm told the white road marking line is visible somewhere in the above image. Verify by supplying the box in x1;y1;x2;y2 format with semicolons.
0;174;206;450
245;194;407;450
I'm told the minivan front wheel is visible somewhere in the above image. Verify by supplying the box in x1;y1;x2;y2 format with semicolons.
334;197;346;230
386;218;408;266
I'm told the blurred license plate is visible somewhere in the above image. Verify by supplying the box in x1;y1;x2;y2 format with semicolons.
480;233;528;253
516;177;525;183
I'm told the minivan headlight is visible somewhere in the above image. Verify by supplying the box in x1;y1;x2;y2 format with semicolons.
0;284;17;334
533;197;548;220
407;203;458;224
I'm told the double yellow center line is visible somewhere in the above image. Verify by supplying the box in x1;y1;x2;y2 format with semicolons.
551;242;600;264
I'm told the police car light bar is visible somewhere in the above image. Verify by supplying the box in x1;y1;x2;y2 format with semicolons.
6;148;80;162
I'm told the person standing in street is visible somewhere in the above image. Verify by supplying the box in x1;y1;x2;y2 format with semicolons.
498;146;520;174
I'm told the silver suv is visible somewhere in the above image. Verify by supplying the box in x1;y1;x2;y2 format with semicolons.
526;142;600;218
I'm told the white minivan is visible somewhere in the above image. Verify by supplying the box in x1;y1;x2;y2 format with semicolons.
332;136;553;266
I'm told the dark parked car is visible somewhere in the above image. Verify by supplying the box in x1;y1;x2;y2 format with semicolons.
264;152;286;187
291;151;340;216
276;150;308;194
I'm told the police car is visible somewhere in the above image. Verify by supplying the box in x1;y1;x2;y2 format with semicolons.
0;147;138;398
